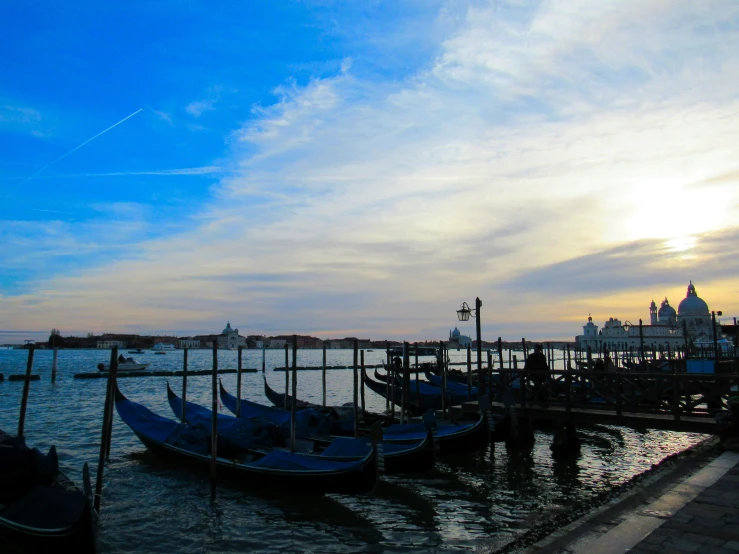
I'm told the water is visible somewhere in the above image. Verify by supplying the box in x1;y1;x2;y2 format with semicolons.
0;348;709;552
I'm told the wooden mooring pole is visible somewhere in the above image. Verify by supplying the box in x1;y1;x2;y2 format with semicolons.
487;349;493;399
322;341;327;407
466;344;472;401
51;347;58;383
360;350;366;415
291;335;298;451
497;337;504;395
283;344;289;410
181;348;188;423
104;346;116;459
94;346;118;514
17;346;35;437
475;297;483;395
236;346;243;418
401;342;410;425
353;340;359;437
385;341;390;413
414;342;420;407
210;344;218;499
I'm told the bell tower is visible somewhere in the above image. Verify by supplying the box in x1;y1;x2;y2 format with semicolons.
650;300;657;325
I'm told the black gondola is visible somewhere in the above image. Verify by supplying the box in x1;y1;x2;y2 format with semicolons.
172;384;435;474
115;387;381;495
262;376;390;431
0;429;97;553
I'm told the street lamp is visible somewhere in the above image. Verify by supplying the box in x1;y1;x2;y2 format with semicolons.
456;298;483;393
712;310;723;359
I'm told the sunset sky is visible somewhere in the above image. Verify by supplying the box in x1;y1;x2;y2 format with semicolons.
2;1;738;344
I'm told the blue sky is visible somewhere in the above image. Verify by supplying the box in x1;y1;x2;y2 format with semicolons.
2;1;739;343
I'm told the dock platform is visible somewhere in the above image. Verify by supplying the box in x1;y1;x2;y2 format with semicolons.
74;368;255;379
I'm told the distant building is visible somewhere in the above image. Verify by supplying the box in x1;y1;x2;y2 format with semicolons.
97;340;126;349
178;338;200;349
268;338;287;349
448;327;471;349
576;281;733;353
218;322;246;349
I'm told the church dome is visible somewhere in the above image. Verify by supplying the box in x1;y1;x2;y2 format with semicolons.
451;327;460;338
658;298;676;322
222;321;233;334
678;281;709;316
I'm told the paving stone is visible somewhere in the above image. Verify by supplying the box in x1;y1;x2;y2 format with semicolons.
664;536;700;551
701;536;728;547
672;513;694;524
689;517;726;529
631;543;666;553
698;546;733;554
643;532;666;544
681;531;720;545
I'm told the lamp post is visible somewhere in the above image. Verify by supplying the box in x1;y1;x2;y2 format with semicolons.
456;297;483;395
712;310;723;360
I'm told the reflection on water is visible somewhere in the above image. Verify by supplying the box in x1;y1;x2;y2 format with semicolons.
0;348;709;552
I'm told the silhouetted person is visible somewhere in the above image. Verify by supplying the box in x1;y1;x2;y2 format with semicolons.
525;344;550;402
118;354;126;364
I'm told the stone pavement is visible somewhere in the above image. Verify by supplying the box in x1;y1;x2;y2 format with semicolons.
526;447;739;553
629;453;739;553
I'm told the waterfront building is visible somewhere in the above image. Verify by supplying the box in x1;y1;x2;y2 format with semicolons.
97;339;127;349
178;338;200;349
576;281;733;353
448;327;472;349
218;322;246;349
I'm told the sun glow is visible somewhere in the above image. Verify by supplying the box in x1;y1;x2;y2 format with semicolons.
665;236;696;252
619;179;724;242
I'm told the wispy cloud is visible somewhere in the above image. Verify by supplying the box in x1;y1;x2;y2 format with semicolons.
42;166;222;177
3;1;739;340
185;99;216;117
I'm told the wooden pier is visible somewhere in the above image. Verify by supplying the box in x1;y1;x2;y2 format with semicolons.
454;366;739;434
74;368;253;379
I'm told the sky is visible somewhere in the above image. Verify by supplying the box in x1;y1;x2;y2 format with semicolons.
1;0;738;344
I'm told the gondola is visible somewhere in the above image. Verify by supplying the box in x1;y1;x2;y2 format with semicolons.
366;372;474;410
262;376;394;431
355;377;490;454
115;387;380;495
0;429;97;553
373;367;403;383
171;384;435;474
379;411;490;454
261;377;357;434
423;370;480;399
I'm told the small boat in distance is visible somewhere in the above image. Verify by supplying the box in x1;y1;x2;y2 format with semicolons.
128;349;144;354
152;343;175;354
97;358;150;371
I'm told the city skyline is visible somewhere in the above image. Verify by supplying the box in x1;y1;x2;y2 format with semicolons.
2;2;738;344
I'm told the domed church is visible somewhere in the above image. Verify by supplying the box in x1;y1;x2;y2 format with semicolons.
576;281;731;352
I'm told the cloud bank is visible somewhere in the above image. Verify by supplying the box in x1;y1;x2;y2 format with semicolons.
3;0;739;341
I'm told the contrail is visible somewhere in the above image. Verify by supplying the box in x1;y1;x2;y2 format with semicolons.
27;108;143;181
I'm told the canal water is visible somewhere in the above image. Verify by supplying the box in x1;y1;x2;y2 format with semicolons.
0;348;709;552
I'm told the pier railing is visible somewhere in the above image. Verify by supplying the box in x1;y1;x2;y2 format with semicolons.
494;364;739;421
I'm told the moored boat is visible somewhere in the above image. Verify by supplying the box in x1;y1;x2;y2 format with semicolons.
115;387;381;495
0;429;97;553
170;384;434;474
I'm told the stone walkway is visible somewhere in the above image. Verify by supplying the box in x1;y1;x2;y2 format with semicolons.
629;453;739;553
526;448;739;553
